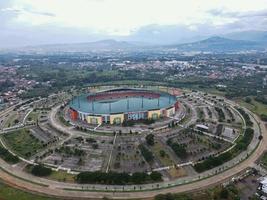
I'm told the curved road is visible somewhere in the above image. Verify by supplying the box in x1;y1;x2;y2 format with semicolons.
0;104;266;199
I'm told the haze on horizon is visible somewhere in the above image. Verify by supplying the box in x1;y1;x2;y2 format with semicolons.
1;0;267;48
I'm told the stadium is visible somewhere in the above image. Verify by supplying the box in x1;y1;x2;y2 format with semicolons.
68;88;179;125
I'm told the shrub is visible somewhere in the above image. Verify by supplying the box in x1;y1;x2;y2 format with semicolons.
145;134;155;146
0;147;19;164
31;164;52;177
76;171;162;185
139;144;154;162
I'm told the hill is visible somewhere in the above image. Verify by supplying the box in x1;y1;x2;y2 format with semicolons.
167;36;265;52
18;39;136;53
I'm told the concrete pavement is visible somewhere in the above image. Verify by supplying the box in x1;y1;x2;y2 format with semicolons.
0;99;265;199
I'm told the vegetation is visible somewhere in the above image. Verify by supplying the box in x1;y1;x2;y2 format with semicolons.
244;97;252;103
46;170;75;183
194;151;232;173
151;142;173;166
215;124;223;135
27;110;40;122
4;113;19;128
139;144;154;163
2;129;43;158
145;134;155;146
0;181;57;200
234;128;254;151
31;164;52;177
55;146;85;156
0;146;19;164
167;139;187;159
76;171;162;185
214;107;225;122
154;184;240;200
58;114;71;126
255;95;267;105
225;107;235;122
196;107;205;121
260;114;267;121
237;97;267;119
0;80;15;92
194;128;254;172
236;108;253;126
155;193;192;200
260;152;267;169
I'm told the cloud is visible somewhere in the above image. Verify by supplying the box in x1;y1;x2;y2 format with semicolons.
1;7;55;17
23;7;55;17
208;8;267;18
1;0;267;47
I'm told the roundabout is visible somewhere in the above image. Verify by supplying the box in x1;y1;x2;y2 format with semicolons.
0;85;265;199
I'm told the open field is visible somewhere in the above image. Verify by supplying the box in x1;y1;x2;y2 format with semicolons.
260;152;267;169
4;113;19;128
200;88;227;96
47;170;76;183
27;110;39;122
167;167;187;179
0;180;58;200
236;98;267;116
2;129;44;158
150;141;174;166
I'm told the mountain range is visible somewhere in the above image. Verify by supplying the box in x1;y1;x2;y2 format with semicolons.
168;36;265;52
7;30;267;53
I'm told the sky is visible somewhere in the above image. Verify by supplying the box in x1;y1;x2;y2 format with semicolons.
1;0;267;47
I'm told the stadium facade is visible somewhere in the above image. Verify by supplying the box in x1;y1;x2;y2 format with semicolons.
68;88;179;125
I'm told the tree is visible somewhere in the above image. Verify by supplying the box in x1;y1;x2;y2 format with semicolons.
155;193;191;200
92;143;98;149
150;171;162;181
31;164;52;177
260;114;267;122
220;188;229;199
78;157;83;165
139;145;154;163
244;97;252;103
159;150;166;157
131;172;148;184
145;134;155;146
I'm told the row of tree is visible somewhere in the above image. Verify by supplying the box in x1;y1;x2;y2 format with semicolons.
255;95;267;105
194;128;254;172
76;171;162;185
31;164;52;176
139;144;154;163
214;107;225;122
0;146;19;164
166;139;187;159
260;114;267;122
236;108;253;126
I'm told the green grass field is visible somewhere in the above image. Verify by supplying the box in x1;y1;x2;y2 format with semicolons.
0;181;58;200
260;152;267;169
25;164;76;183
201;88;227;96
236;98;267;116
4;113;19;128
2;129;43;158
58;114;71;127
151;141;174;166
47;170;75;183
27;110;39;122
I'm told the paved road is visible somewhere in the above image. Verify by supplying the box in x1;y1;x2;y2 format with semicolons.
0;102;265;199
